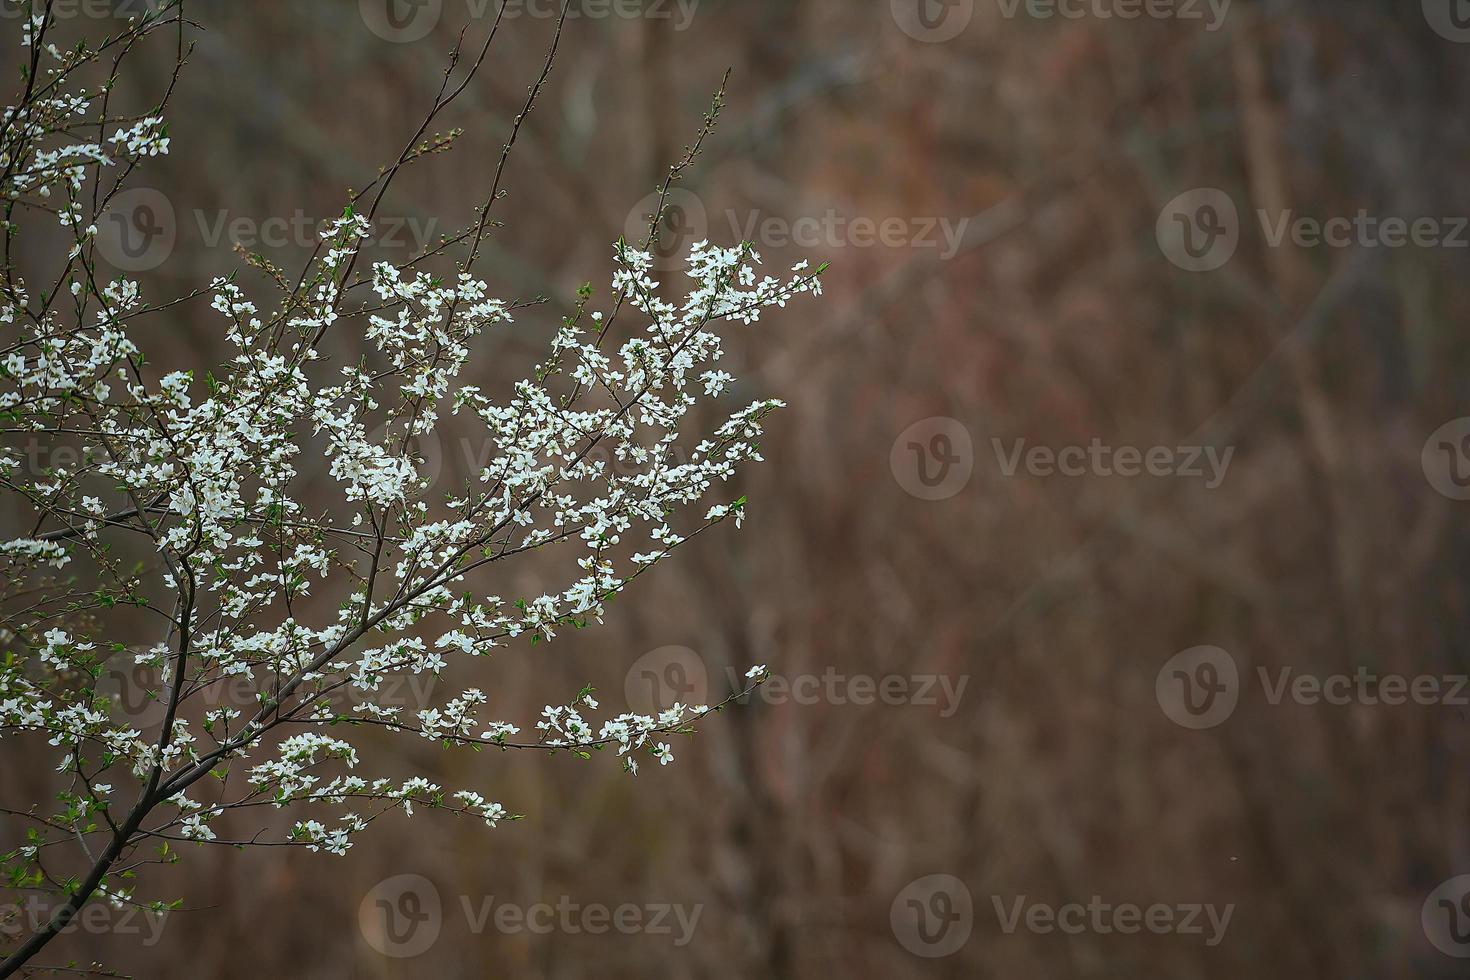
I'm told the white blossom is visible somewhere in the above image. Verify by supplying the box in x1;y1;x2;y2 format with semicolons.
0;13;823;972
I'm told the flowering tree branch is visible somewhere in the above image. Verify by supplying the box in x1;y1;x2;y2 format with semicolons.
0;1;822;974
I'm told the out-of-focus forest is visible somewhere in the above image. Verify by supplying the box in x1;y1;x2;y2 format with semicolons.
5;0;1470;976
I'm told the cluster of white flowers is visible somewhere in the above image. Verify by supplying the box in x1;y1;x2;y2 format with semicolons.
0;0;817;882
0;7;815;971
0;538;70;567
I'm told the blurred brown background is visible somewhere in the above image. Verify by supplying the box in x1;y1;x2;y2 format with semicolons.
7;0;1470;976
